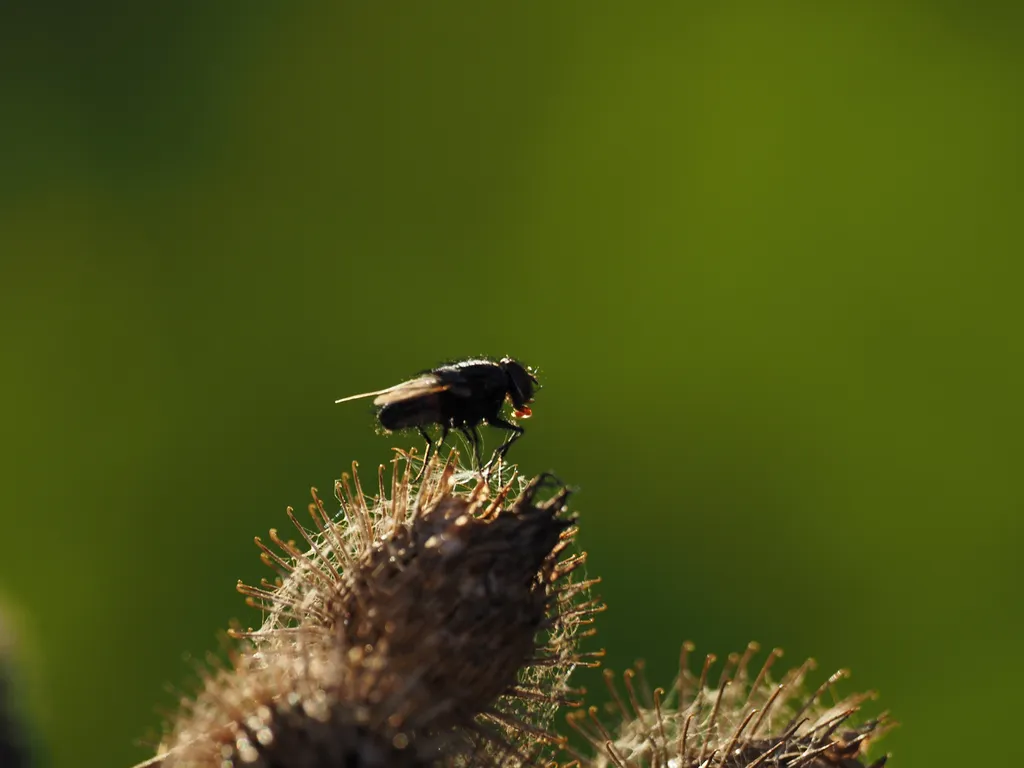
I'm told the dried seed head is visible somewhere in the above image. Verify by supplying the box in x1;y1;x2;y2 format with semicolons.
161;630;436;767
155;451;602;767
567;641;894;768
0;613;33;768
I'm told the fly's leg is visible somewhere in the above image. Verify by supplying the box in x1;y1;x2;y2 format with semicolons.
459;426;483;470
482;417;525;473
415;426;435;482
493;418;525;461
415;424;450;481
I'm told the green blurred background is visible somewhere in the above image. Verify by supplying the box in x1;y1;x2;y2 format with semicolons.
2;3;1022;766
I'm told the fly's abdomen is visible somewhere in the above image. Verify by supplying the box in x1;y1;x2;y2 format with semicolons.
378;395;442;431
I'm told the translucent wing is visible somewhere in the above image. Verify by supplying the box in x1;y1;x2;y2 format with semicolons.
371;374;452;405
335;373;466;406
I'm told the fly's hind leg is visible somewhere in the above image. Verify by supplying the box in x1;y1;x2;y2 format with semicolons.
415;424;450;481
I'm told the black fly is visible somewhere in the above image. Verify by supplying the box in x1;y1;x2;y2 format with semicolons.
335;357;539;472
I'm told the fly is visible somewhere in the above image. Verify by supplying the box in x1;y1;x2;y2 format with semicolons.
335;357;538;473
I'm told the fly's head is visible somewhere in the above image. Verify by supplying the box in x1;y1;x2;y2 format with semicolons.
500;357;538;418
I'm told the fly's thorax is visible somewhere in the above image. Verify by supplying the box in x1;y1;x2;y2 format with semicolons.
437;385;506;426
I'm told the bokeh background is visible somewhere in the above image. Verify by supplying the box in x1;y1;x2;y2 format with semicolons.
2;3;1022;766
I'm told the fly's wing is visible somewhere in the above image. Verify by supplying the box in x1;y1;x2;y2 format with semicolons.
335;372;472;406
371;373;452;405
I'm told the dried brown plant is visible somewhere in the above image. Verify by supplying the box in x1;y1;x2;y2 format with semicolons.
129;449;893;768
145;452;601;767
565;642;894;768
0;612;34;768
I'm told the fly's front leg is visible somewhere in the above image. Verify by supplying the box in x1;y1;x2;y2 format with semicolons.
483;416;525;469
415;426;435;481
459;426;483;470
